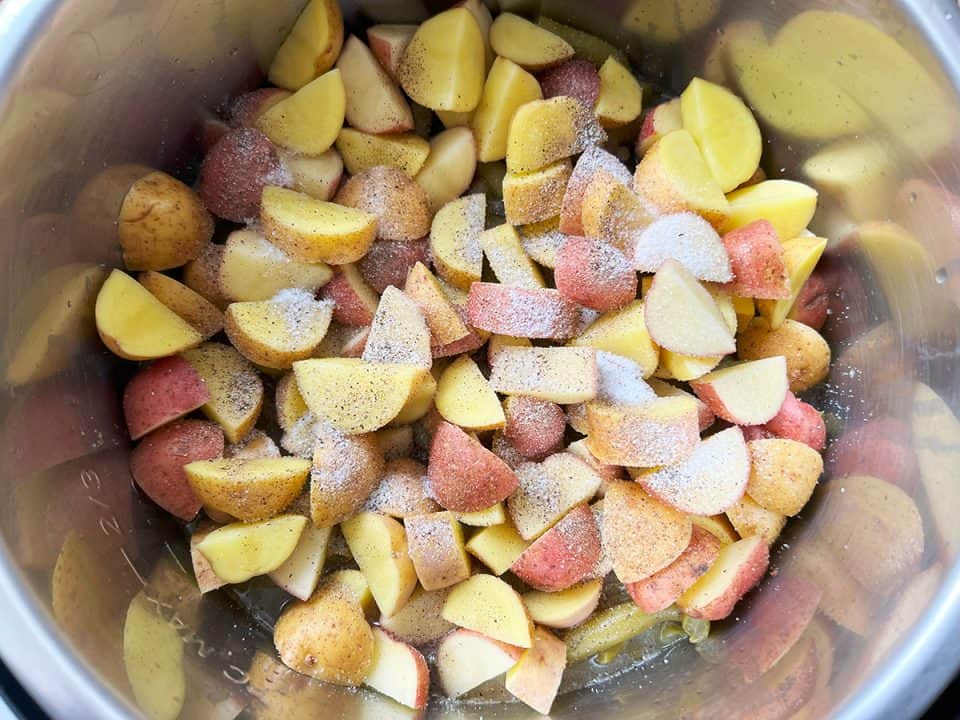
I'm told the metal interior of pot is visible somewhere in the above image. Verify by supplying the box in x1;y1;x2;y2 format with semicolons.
1;0;960;718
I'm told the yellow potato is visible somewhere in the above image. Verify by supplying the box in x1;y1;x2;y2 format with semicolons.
225;291;333;369
336;35;413;134
489;346;597;404
185;457;310;522
406;511;471;591
430;193;486;290
523;579;603;629
489;13;573;71
721;179;818;241
118;170;213;271
656;350;722;381
294;357;429;434
182;242;229;310
509;453;603;540
218;228;333;302
503;160;572;226
466;523;531;575
123;593;185;720
415;126;478;212
196;515;307;583
4;264;106;386
746;438;823;516
479;223;545;289
681;77;761;193
691;514;740;545
471;57;542;163
95;269;202;360
442;574;534;647
436;109;474;129
580;170;655;254
312;427;384;527
268;0;344;89
362;286;432;369
404;262;473;346
320;568;378;617
341;511;418;617
738;318;830;393
138;271;223;340
571;300;659;377
633;129;729;226
282;148;344;201
506;97;605;173
585;398;700;467
182;342;264;443
380;587;455;645
257;69;345;155
595;56;643;128
335;128;431;177
268;523;333;601
260;186;377;265
458;0;494;69
455;502;507;527
755;235;827;328
436;355;505;430
274;581;375;686
392;371;437;425
535;17;623;66
398;8;485;112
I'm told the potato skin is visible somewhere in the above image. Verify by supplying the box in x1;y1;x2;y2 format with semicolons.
119;171;214;271
312;428;385;527
746;438;823;516
274;590;374;686
738;318;830;393
334;165;432;242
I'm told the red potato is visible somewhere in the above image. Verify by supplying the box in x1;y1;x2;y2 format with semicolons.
559;146;633;236
229;88;291;128
826;417;916;489
433;329;485;358
554;236;637;311
762;392;826;451
191;523;226;594
511;504;601;592
503;395;566;461
334;166;432;241
358;239;430;293
722;574;822;683
364;628;431;710
466;283;581;340
197;114;229;154
318;265;380;326
690;357;789;426
367;24;417;81
626;526;720;613
636;98;682;156
122;355;210;440
538;60;601;107
721;220;791;299
677;535;770;621
129;419;224;521
789;271;831;330
197;127;290;223
427;421;519;512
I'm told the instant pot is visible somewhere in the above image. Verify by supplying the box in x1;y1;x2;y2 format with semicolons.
1;0;959;718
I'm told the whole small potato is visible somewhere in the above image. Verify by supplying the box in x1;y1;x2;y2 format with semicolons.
738;318;830;393
119;170;214;271
274;590;374;686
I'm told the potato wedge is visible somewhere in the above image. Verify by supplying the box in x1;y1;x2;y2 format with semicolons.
571;300;659;377
195;515;307;583
225;291;333;368
184;457;310;522
503;160;573;225
489;346;597;404
442;574;534;647
490;13;573;71
595;56;643;127
508;453;602;541
506;97;605;173
471;57;542;162
336;35;414;134
123;592;186;720
268;0;344;90
218;228;333;302
430;193;486;290
182;342;264;443
312;426;385;527
755;236;828;329
436;355;505;430
282;148;344;201
746;438;823;516
415;126;478;212
380;586;455;645
406;511;471;591
335;128;431;177
341;511;418;617
96;270;202;360
362;286;431;369
335;165;431;242
137;271;222;341
260;186;377;265
256;69;345;155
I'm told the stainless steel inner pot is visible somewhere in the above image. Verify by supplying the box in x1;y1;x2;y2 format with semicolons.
1;0;959;718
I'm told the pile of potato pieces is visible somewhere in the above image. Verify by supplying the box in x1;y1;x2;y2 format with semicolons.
92;0;840;714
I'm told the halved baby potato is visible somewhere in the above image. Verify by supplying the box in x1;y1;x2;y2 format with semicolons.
195;514;308;584
184;456;310;522
224;290;334;368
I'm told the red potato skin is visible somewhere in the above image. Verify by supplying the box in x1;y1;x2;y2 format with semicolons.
826;417;917;490
466;283;582;340
129;419;224;521
722;574;823;683
367;27;412;81
635;101;683;155
511;504;601;592
789;271;830;331
538;60;601;108
123;355;211;440
742;425;777;442
198;127;288;222
560;147;632;236
762;392;826;451
433;329;485;358
504;396;566;461
229;88;291;128
684;538;770;621
626;526;721;613
721;220;791;300
554;236;638;312
358;239;430;294
319;271;380;326
426;422;519;512
198;114;229;154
